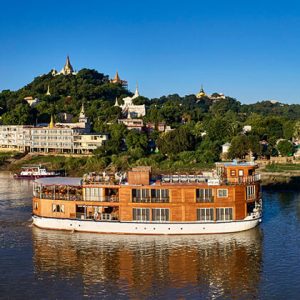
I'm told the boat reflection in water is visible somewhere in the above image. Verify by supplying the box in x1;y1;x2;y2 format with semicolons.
32;227;262;299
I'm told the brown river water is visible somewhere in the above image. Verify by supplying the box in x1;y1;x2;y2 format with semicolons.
1;172;300;299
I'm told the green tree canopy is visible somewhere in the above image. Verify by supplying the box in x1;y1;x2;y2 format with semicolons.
277;140;295;156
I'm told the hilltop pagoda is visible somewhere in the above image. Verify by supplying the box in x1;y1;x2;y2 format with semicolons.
52;56;77;76
110;71;128;87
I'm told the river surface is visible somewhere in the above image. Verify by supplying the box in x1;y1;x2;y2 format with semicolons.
1;172;300;299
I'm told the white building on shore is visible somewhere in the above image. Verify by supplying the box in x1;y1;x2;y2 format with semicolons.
0;105;108;154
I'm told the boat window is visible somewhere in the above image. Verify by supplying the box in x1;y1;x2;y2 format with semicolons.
132;189;169;203
52;204;65;213
216;208;233;221
85;187;102;201
197;208;214;221
132;208;150;221
230;170;236;176
217;189;228;198
152;208;170;222
238;170;244;176
246;185;255;200
196;189;213;203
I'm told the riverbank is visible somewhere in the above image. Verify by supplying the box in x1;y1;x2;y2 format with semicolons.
2;152;300;188
0;152;215;176
0;153;104;176
259;170;300;189
258;163;300;188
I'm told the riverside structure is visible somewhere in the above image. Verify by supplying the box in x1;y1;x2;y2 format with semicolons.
32;160;262;235
0;104;108;154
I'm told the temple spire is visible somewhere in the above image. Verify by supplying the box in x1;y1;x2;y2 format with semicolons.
46;84;51;96
134;82;139;97
114;97;119;107
63;55;74;75
49;115;55;129
80;102;85;115
114;71;120;82
65;55;71;68
196;84;206;99
79;102;86;121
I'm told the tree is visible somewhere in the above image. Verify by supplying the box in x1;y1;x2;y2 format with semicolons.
228;135;261;159
210;97;241;115
125;130;148;151
1;103;32;125
277;140;294;156
157;126;195;155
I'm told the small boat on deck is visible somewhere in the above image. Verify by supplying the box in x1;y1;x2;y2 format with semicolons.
14;165;65;179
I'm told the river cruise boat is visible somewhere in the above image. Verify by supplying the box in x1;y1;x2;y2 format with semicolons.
32;161;262;235
14;165;64;179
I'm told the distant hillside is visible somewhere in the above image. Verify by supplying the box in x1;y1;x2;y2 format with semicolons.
0;68;131;126
1;67;300;133
1;68;300;171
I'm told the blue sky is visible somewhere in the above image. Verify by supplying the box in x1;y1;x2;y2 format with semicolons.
1;0;300;103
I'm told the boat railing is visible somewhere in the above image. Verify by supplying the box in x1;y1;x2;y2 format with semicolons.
161;174;208;184
76;213;119;221
102;196;119;202
39;193;83;201
84;196;119;202
196;196;214;203
151;197;170;203
223;174;261;185
82;173;124;185
132;197;170;203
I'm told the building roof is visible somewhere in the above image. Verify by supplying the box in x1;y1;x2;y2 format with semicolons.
221;161;256;167
35;177;82;186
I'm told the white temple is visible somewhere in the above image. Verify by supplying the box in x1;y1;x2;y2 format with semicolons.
52;56;77;76
114;85;146;118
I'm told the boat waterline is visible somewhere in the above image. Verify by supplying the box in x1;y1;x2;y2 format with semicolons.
32;214;261;235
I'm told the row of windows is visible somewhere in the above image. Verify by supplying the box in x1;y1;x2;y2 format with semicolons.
132;189;169;203
133;207;233;222
50;204;233;221
230;169;254;176
32;142;72;147
133;208;169;221
131;187;256;203
32;136;72;140
196;188;228;202
32;130;73;134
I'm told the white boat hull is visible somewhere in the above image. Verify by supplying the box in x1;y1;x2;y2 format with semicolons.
32;215;261;235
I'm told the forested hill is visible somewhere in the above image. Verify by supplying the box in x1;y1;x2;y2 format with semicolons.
1;68;300;171
0;69;131;126
0;68;300;128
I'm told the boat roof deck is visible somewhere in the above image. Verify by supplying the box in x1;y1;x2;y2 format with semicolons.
35;177;82;186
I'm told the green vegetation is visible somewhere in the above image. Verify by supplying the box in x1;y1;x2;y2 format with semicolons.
277;140;295;156
7;155;103;176
0;152;23;167
1;68;300;173
264;163;300;173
